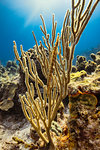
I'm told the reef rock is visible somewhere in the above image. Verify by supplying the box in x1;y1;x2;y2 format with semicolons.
85;60;97;74
76;55;87;71
6;60;19;75
69;71;100;96
0;74;19;111
73;51;100;74
0;60;19;77
91;51;100;65
68;93;100;150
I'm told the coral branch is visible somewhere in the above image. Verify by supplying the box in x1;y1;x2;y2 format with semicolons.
13;0;99;148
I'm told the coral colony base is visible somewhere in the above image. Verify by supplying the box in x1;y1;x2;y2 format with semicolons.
0;0;100;150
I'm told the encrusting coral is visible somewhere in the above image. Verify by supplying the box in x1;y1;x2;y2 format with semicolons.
13;0;100;149
68;92;100;150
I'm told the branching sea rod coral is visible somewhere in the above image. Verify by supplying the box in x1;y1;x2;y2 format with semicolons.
13;0;100;149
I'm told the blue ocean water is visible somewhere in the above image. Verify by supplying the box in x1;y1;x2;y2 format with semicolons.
0;1;100;65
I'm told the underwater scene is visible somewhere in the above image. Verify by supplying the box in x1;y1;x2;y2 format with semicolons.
0;0;100;150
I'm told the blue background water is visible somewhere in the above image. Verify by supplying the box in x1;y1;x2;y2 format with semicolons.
0;0;100;65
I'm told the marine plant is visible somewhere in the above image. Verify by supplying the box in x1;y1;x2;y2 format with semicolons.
13;0;100;149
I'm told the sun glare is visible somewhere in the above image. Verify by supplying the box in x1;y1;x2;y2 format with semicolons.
1;0;70;26
1;0;99;27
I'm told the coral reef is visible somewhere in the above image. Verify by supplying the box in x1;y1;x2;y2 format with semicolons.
0;0;100;149
0;55;100;149
0;64;5;76
72;51;100;74
68;93;100;150
76;55;87;71
6;60;18;75
0;60;19;77
71;65;77;73
0;58;100;149
73;55;97;74
69;71;100;95
0;61;19;111
95;64;100;73
71;70;87;81
91;51;100;65
13;0;100;148
85;60;97;74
